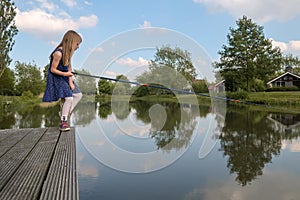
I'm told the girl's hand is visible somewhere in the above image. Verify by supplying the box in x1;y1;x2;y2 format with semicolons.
65;71;74;77
69;82;75;90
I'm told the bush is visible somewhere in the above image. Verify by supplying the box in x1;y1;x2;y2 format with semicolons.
21;91;34;100
192;80;209;93
253;79;266;92
134;85;150;97
226;90;248;100
265;86;299;92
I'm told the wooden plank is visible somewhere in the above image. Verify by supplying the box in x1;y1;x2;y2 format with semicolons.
39;128;78;200
0;128;47;191
0;128;34;157
0;127;60;200
0;127;78;200
0;129;20;141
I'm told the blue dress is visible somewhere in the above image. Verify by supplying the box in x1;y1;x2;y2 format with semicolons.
42;49;73;102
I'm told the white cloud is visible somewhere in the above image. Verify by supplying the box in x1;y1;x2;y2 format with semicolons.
77;164;99;178
77;15;98;27
34;0;57;12
58;11;71;18
282;139;300;152
84;1;93;6
290;40;300;51
116;57;149;67
271;39;288;51
140;20;152;28
15;8;98;41
196;170;300;200
93;47;104;53
61;0;77;8
193;0;300;23
271;39;300;56
104;70;118;78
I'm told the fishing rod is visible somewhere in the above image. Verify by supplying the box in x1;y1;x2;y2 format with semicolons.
72;71;145;86
72;71;216;98
72;71;298;113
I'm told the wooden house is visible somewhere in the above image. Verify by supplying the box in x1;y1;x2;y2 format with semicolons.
267;113;300;134
267;67;300;89
209;80;225;93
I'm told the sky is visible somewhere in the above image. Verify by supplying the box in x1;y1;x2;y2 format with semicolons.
11;0;300;82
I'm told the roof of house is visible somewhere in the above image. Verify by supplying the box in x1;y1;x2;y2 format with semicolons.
267;72;300;84
215;80;225;87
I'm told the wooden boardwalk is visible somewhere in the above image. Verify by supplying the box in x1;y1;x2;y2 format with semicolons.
0;127;78;200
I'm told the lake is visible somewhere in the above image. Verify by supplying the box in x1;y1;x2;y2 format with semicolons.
1;99;300;200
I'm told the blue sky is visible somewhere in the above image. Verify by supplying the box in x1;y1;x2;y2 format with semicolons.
11;0;300;82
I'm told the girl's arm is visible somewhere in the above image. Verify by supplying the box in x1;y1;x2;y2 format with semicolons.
69;65;75;90
50;51;73;77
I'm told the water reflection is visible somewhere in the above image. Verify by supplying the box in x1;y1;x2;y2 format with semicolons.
131;101;199;150
77;99;204;173
268;113;300;137
73;102;97;126
1;100;300;189
219;104;300;186
96;100;207;151
0;103;60;129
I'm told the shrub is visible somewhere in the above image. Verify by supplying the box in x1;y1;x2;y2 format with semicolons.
253;79;266;92
226;90;248;100
21;91;34;100
265;86;299;92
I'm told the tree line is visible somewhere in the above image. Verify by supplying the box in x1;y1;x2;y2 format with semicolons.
0;62;97;96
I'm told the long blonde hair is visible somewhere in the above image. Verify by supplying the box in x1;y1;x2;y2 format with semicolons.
53;30;82;66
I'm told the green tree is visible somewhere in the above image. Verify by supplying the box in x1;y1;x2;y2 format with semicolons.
133;85;150;97
151;46;197;82
214;16;282;92
192;79;208;93
74;69;97;95
136;46;197;95
0;0;18;78
43;64;50;81
0;67;15;95
293;67;300;75
15;61;44;95
282;54;300;68
98;79;112;95
113;74;131;95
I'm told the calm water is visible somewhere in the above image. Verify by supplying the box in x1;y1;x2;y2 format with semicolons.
1;99;300;199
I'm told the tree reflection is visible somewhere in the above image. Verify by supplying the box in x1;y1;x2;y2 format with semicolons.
41;105;60;127
72;102;97;126
0;102;60;129
131;101;197;151
219;104;300;186
130;100;152;123
0;109;16;129
98;101;112;119
111;100;131;120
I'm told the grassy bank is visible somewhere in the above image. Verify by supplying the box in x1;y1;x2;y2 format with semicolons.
246;91;300;105
95;92;300;106
96;94;211;106
128;92;300;106
2;91;300;108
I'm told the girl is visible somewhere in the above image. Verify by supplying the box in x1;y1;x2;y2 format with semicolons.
43;30;83;131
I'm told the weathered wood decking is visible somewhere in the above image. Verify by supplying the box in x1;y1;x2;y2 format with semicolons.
0;127;78;200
